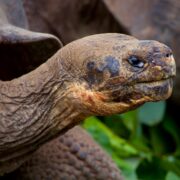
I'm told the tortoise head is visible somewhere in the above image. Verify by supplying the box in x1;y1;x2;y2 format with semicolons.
61;33;176;115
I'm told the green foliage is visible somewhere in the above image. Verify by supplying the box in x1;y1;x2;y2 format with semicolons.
138;101;166;126
166;172;180;180
82;101;180;180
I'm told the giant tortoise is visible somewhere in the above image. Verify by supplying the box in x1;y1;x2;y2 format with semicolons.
23;0;180;106
0;0;176;179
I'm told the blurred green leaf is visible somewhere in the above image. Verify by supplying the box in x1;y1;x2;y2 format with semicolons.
114;157;140;180
137;101;166;126
83;116;138;157
120;111;151;153
163;116;180;154
136;157;167;180
109;145;140;180
83;116;141;179
161;156;180;176
120;110;137;131
82;99;180;180
149;125;176;155
104;115;130;138
166;172;180;180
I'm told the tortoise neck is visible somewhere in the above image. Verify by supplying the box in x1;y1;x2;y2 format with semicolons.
0;52;60;98
0;49;84;174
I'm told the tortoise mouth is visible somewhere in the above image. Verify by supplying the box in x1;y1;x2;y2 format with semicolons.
109;77;174;103
134;78;173;101
136;78;173;87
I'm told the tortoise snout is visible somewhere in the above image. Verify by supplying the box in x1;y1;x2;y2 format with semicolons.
152;52;176;79
163;54;176;78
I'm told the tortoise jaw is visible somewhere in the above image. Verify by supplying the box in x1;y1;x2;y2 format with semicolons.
133;78;174;101
105;77;174;105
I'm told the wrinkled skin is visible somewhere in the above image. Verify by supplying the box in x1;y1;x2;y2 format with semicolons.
0;33;176;176
103;0;180;105
61;34;175;116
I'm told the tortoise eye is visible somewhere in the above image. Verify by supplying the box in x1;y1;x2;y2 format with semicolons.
127;56;144;68
166;52;172;58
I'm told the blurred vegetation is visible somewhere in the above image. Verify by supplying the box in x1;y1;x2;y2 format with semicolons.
82;101;180;180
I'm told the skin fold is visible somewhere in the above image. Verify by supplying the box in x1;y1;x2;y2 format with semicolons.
0;33;176;176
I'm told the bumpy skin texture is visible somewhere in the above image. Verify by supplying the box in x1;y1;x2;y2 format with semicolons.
0;33;176;176
8;126;123;180
103;0;180;104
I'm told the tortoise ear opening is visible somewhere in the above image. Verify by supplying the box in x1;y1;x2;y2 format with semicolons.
0;25;62;81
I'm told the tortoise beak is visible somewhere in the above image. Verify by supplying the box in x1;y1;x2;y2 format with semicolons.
166;54;176;78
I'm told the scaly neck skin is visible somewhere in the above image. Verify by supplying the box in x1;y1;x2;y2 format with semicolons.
0;48;84;174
